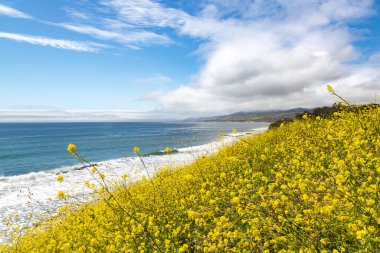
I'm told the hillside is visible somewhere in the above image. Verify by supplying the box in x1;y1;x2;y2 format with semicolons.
185;108;312;122
2;105;380;252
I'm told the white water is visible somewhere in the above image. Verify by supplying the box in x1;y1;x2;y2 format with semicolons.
0;128;267;236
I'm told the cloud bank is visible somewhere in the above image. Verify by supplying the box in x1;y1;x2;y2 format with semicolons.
131;0;379;115
0;108;178;122
94;0;380;114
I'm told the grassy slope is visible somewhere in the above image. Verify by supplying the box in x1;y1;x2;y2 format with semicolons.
2;106;380;252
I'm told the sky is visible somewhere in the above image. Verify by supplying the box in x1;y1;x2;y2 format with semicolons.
1;0;380;122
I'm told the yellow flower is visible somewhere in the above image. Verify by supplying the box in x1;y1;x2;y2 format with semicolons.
67;143;76;154
366;199;375;206
356;229;368;240
165;147;172;153
179;243;188;253
232;128;237;134
6;101;380;252
57;191;66;199
133;146;140;154
231;197;240;204
184;174;193;180
327;84;334;93
56;175;64;182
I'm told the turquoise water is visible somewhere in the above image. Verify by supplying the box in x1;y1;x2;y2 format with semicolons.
0;121;268;177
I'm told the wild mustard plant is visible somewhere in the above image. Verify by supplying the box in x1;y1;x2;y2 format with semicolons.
67;143;76;154
56;175;64;182
1;87;379;252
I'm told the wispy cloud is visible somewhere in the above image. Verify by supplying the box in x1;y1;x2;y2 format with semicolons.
0;31;104;52
99;0;229;39
0;4;111;52
100;0;189;28
0;2;173;50
0;4;32;19
135;73;173;86
54;23;172;47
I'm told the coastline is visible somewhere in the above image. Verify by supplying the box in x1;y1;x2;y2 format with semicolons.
0;126;268;234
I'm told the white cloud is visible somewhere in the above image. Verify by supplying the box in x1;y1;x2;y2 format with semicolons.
0;4;32;19
2;1;379;117
135;74;173;86
122;0;379;115
100;0;226;40
62;7;91;20
0;3;172;51
100;0;189;28
0;31;105;52
368;51;380;64
54;23;172;47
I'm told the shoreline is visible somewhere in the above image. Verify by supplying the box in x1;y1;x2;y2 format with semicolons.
0;126;268;234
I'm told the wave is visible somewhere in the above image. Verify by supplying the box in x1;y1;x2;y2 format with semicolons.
143;149;179;156
0;126;267;234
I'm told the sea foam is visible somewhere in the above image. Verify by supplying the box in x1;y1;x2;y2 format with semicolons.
0;128;267;235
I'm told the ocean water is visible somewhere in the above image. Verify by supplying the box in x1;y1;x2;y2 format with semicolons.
0;121;268;234
0;122;268;176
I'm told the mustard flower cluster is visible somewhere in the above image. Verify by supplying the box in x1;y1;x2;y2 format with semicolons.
1;105;379;252
56;175;64;182
67;143;76;154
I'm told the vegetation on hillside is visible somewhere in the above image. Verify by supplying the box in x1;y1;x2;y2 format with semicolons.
2;87;380;252
185;108;312;123
269;103;380;129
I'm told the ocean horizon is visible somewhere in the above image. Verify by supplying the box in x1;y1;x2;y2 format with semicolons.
0;121;268;232
0;121;268;177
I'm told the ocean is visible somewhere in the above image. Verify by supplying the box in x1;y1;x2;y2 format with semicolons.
0;121;268;234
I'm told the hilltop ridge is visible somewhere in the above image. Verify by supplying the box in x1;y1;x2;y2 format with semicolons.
184;108;312;123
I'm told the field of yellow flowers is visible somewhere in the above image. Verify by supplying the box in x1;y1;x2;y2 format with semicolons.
1;103;380;252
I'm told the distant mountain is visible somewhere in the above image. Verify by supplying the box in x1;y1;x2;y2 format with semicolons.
185;108;312;123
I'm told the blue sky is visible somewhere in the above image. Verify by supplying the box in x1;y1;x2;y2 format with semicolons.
1;0;380;122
